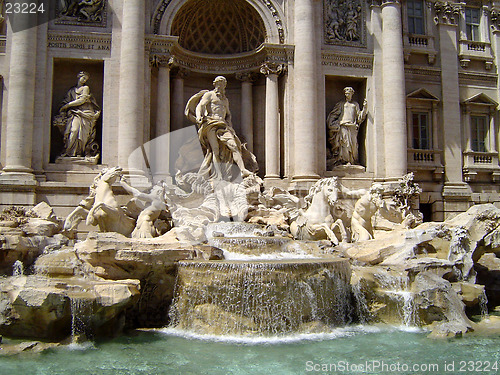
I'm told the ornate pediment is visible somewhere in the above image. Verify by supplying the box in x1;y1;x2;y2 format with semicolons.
324;0;366;47
406;88;440;101
463;93;498;107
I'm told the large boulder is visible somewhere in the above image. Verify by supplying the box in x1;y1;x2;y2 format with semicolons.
36;232;222;328
344;204;500;281
0;275;139;340
412;271;474;338
0;203;68;276
474;253;500;308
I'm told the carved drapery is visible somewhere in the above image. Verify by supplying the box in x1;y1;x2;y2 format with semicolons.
324;0;366;47
433;1;461;26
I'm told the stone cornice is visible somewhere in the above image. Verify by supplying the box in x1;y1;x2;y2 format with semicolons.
321;50;373;70
405;66;441;83
158;43;293;75
458;71;498;86
146;35;177;56
434;1;462;26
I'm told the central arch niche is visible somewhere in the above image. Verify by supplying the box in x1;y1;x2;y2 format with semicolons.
171;0;266;55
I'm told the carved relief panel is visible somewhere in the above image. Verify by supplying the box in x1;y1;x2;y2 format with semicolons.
55;0;107;27
324;0;366;47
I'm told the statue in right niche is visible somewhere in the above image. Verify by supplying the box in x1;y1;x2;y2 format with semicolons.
327;87;367;166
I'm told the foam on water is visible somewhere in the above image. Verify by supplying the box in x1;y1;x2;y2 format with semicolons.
158;324;384;345
64;341;96;351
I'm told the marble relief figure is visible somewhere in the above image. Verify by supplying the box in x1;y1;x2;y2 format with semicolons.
324;0;363;44
185;76;258;180
58;0;105;22
327;87;367;166
52;71;101;162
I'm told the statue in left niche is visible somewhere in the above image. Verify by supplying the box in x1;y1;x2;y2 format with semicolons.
53;71;101;164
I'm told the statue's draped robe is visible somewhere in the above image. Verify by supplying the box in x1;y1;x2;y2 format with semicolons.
60;86;101;157
327;100;363;165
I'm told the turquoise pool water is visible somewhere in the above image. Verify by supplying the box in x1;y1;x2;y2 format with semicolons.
1;326;499;375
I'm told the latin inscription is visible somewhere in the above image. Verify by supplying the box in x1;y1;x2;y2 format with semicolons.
48;42;110;51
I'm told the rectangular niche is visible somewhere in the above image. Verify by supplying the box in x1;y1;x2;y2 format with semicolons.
325;76;367;171
50;59;104;164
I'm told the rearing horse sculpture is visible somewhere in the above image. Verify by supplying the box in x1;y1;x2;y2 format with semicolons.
290;177;349;244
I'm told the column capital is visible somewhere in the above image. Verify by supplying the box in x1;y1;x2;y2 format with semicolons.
490;8;500;33
149;54;171;68
260;62;285;77
235;71;258;83
380;0;400;6
171;66;189;79
434;1;462;26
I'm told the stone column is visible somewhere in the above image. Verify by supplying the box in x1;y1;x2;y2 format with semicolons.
155;58;171;138
491;8;500;153
150;55;171;182
434;1;471;215
370;3;385;176
432;102;439;151
261;63;283;179
171;68;188;132
118;0;145;172
489;109;496;152
293;0;319;180
381;0;407;178
434;2;470;186
236;72;255;152
1;20;37;179
463;109;471;152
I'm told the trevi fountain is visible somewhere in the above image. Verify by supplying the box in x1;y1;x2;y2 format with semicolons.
0;1;500;373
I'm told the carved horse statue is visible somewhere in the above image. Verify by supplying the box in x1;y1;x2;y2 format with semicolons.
64;166;136;236
290;177;348;244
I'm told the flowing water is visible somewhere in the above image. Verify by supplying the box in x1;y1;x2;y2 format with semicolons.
12;260;24;276
1;327;499;374
169;259;351;336
374;272;418;326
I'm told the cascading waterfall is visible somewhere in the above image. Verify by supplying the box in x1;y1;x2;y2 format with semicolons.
351;282;370;324
70;295;93;342
169;259;351;336
374;272;417;327
479;290;489;319
12;260;24;276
